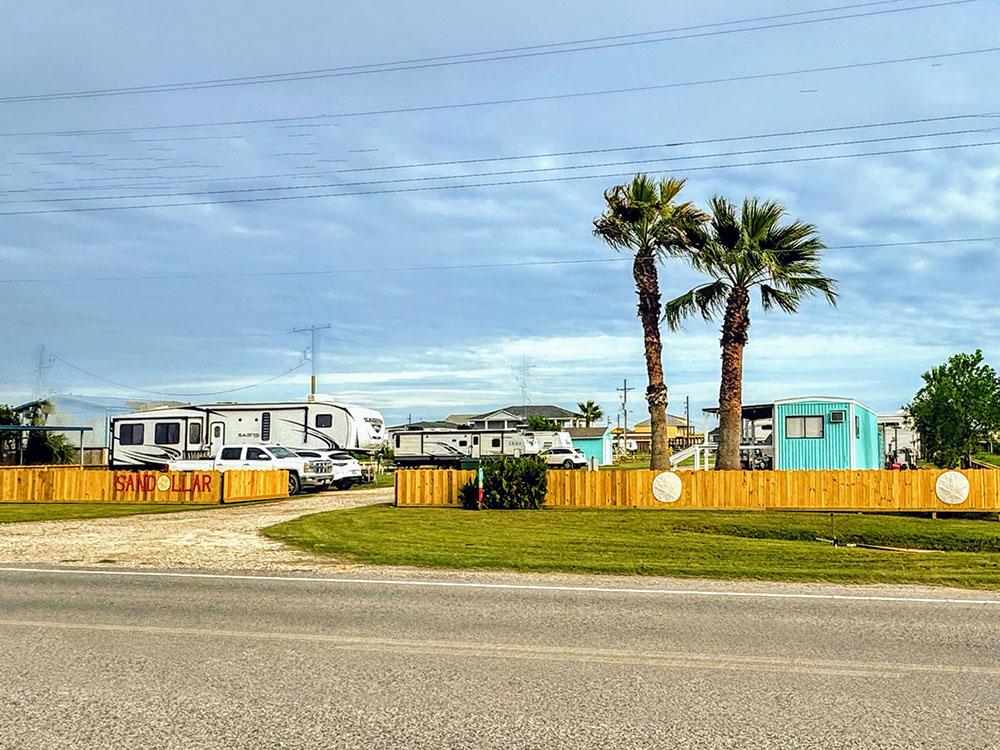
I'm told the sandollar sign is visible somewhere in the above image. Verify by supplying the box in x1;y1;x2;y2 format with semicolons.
113;471;216;502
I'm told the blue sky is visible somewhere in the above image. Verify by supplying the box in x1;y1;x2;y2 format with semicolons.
1;0;998;429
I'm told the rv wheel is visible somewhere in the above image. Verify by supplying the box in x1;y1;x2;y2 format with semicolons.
287;472;301;496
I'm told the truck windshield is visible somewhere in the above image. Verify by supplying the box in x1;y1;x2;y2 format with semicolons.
268;447;295;458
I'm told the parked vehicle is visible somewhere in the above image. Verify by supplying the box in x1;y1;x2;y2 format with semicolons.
296;449;363;489
392;427;540;467
541;447;587;469
168;443;333;495
526;430;574;451
109;398;386;468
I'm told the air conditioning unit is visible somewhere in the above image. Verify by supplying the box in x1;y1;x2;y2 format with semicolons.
829;410;846;423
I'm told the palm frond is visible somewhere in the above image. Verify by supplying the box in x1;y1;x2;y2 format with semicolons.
759;284;800;313
664;280;731;330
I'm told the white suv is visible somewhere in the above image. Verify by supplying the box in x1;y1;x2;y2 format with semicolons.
296;450;364;489
541;447;587;469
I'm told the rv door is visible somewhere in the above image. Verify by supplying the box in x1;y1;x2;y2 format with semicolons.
470;434;481;458
208;421;225;453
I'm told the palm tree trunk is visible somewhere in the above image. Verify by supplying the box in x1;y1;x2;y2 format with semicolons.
716;287;750;471
633;251;670;470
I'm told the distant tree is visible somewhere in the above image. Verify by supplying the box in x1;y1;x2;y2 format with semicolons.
906;350;1000;468
665;197;836;470
594;174;706;470
526;416;561;432
0;400;77;465
24;431;78;465
577;401;604;428
0;404;20;463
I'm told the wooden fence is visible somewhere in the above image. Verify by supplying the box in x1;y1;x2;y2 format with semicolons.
0;467;288;505
395;468;1000;512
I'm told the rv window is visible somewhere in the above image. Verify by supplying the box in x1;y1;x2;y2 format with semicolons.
473;436;479;445
491;438;501;448
855;415;861;439
213;424;222;439
316;414;333;428
189;422;202;444
261;412;271;442
458;440;467;447
154;423;180;445
394;435;400;448
786;415;824;439
119;424;144;445
219;447;242;460
246;447;270;461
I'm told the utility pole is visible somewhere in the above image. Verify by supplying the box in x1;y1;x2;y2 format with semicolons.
32;345;53;401
292;324;332;397
685;395;691;434
616;378;634;433
512;356;534;418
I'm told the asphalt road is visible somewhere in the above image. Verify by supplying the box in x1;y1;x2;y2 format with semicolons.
1;568;998;749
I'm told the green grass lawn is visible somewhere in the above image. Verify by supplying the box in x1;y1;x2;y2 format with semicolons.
974;452;1000;467
361;472;395;489
263;504;1000;589
0;503;213;524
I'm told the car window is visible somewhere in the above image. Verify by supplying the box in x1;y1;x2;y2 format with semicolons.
297;451;321;458
328;452;352;460
219;447;242;460
246;447;270;461
269;447;294;458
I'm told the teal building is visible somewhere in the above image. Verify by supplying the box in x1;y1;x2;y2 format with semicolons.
567;426;613;466
774;397;882;470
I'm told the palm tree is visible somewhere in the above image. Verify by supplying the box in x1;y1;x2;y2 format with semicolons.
594;175;707;470
665;197;837;470
577;400;604;428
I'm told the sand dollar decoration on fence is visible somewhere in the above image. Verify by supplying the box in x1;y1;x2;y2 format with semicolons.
935;471;970;505
652;471;683;504
156;474;172;492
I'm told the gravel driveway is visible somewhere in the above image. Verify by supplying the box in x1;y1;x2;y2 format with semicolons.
0;488;392;571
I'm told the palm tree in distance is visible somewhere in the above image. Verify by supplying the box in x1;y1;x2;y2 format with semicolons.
594;175;707;470
577;400;604;428
665;196;837;470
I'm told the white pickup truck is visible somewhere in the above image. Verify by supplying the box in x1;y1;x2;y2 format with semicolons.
168;444;334;495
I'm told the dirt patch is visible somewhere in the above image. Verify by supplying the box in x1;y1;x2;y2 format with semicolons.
0;488;392;571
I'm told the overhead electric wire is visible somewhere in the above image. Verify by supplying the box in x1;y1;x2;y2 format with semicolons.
0;0;979;103
2;127;993;205
2;138;999;216
47;352;309;397
4;110;997;195
1;45;996;139
2;236;998;286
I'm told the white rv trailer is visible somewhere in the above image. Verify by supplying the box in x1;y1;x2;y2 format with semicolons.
109;399;386;468
392;427;540;467
525;431;574;451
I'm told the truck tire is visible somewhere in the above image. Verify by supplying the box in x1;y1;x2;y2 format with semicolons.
562;459;574;469
287;472;301;496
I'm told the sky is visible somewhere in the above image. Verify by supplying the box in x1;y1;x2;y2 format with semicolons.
1;0;998;431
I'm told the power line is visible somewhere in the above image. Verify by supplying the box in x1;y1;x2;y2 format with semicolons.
1;45;995;138
0;1;978;104
2;236;997;286
4;127;993;205
48;351;309;398
4;110;996;196
2;137;999;216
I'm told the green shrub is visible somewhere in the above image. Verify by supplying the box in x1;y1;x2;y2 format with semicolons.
461;455;548;510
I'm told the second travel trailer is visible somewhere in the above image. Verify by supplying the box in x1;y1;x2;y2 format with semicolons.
109;397;386;468
392;427;541;467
